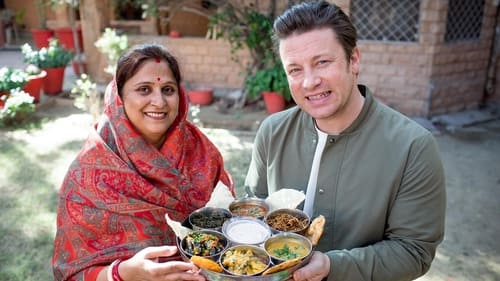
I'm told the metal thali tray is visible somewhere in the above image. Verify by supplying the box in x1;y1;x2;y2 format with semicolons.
176;217;312;281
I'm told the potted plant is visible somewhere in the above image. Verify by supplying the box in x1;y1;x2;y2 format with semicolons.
22;38;74;96
246;63;291;114
187;87;214;106
22;65;47;103
31;0;55;48
0;67;28;108
70;73;101;121
94;28;128;76
0;88;36;127
49;0;85;75
208;1;299;108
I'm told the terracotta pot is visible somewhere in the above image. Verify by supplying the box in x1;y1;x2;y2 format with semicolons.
0;91;9;109
42;67;66;95
31;28;55;49
55;27;84;51
23;70;47;103
188;89;214;105
169;30;181;38
72;60;87;76
262;91;286;114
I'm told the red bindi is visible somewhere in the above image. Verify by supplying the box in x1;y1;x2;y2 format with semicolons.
157;77;161;81
155;57;161;63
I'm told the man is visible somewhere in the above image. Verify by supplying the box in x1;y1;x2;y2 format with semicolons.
245;1;446;281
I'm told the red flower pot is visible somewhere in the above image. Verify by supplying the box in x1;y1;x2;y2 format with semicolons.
31;28;55;49
23;70;47;103
188;89;214;105
55;27;84;51
0;91;9;109
262;91;286;114
42;67;66;95
169;30;181;38
72;60;87;76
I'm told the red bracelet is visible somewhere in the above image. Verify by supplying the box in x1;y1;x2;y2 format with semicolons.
111;259;125;281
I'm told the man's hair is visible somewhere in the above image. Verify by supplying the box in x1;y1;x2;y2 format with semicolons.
116;43;181;96
273;1;357;62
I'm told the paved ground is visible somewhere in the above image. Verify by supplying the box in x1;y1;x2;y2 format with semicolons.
2;48;500;280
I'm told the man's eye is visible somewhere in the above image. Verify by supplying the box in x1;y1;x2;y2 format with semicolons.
318;60;330;66
288;68;300;74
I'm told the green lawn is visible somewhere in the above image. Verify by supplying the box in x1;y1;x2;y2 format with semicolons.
0;107;254;281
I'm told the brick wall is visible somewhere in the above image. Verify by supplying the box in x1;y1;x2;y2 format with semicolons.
357;43;433;116
427;0;497;115
125;0;498;117
129;36;250;91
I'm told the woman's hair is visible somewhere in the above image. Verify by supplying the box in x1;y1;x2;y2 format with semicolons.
116;43;182;96
273;1;357;62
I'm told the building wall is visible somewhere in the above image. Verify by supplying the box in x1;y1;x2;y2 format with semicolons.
129;36;251;90
428;0;497;115
357;42;433;116
9;0;498;117
493;56;500;102
125;0;498;117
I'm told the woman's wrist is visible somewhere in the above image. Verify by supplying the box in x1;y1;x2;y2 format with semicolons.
109;259;125;281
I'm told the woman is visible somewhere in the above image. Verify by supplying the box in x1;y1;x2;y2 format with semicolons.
52;44;233;281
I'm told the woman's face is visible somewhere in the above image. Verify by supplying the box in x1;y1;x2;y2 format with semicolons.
121;59;179;148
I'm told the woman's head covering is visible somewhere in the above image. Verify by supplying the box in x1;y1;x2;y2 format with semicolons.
52;44;233;281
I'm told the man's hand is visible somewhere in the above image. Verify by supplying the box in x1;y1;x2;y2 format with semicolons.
292;251;330;281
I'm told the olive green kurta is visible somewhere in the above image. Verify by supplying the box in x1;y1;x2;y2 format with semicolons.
245;86;446;281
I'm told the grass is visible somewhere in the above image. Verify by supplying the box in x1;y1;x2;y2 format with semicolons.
0;106;254;281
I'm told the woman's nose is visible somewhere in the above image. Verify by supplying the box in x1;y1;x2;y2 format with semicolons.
150;88;166;107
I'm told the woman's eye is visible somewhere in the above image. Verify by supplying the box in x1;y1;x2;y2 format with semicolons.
162;86;176;95
138;86;150;93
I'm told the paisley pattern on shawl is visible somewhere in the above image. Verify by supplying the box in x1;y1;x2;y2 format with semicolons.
52;81;233;281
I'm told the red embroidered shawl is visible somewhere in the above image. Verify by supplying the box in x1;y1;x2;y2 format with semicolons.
52;81;233;281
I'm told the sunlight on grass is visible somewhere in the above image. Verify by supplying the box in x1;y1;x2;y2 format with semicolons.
0;112;92;281
0;110;255;281
202;128;255;197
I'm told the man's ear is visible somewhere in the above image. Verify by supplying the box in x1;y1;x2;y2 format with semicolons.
350;47;360;75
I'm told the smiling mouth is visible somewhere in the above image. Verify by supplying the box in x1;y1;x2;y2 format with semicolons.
307;91;331;101
144;112;167;119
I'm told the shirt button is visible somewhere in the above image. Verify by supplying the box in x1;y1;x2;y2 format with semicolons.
318;188;324;194
329;138;335;143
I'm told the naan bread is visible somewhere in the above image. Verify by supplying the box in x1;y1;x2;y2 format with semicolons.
190;256;223;273
305;215;326;247
261;256;303;275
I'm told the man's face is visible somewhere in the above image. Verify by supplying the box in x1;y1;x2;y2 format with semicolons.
279;27;360;125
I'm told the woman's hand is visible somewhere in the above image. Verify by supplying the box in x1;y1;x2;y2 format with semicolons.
292;251;330;281
118;245;206;281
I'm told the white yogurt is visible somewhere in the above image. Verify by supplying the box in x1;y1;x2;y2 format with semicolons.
225;219;271;245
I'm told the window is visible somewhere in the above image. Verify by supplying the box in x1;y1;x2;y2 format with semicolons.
351;0;421;42
445;0;484;43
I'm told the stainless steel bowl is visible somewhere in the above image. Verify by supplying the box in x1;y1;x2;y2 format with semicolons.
178;229;229;261
219;244;271;276
222;217;272;246
264;232;312;264
229;197;270;219
264;208;310;235
189;206;232;231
